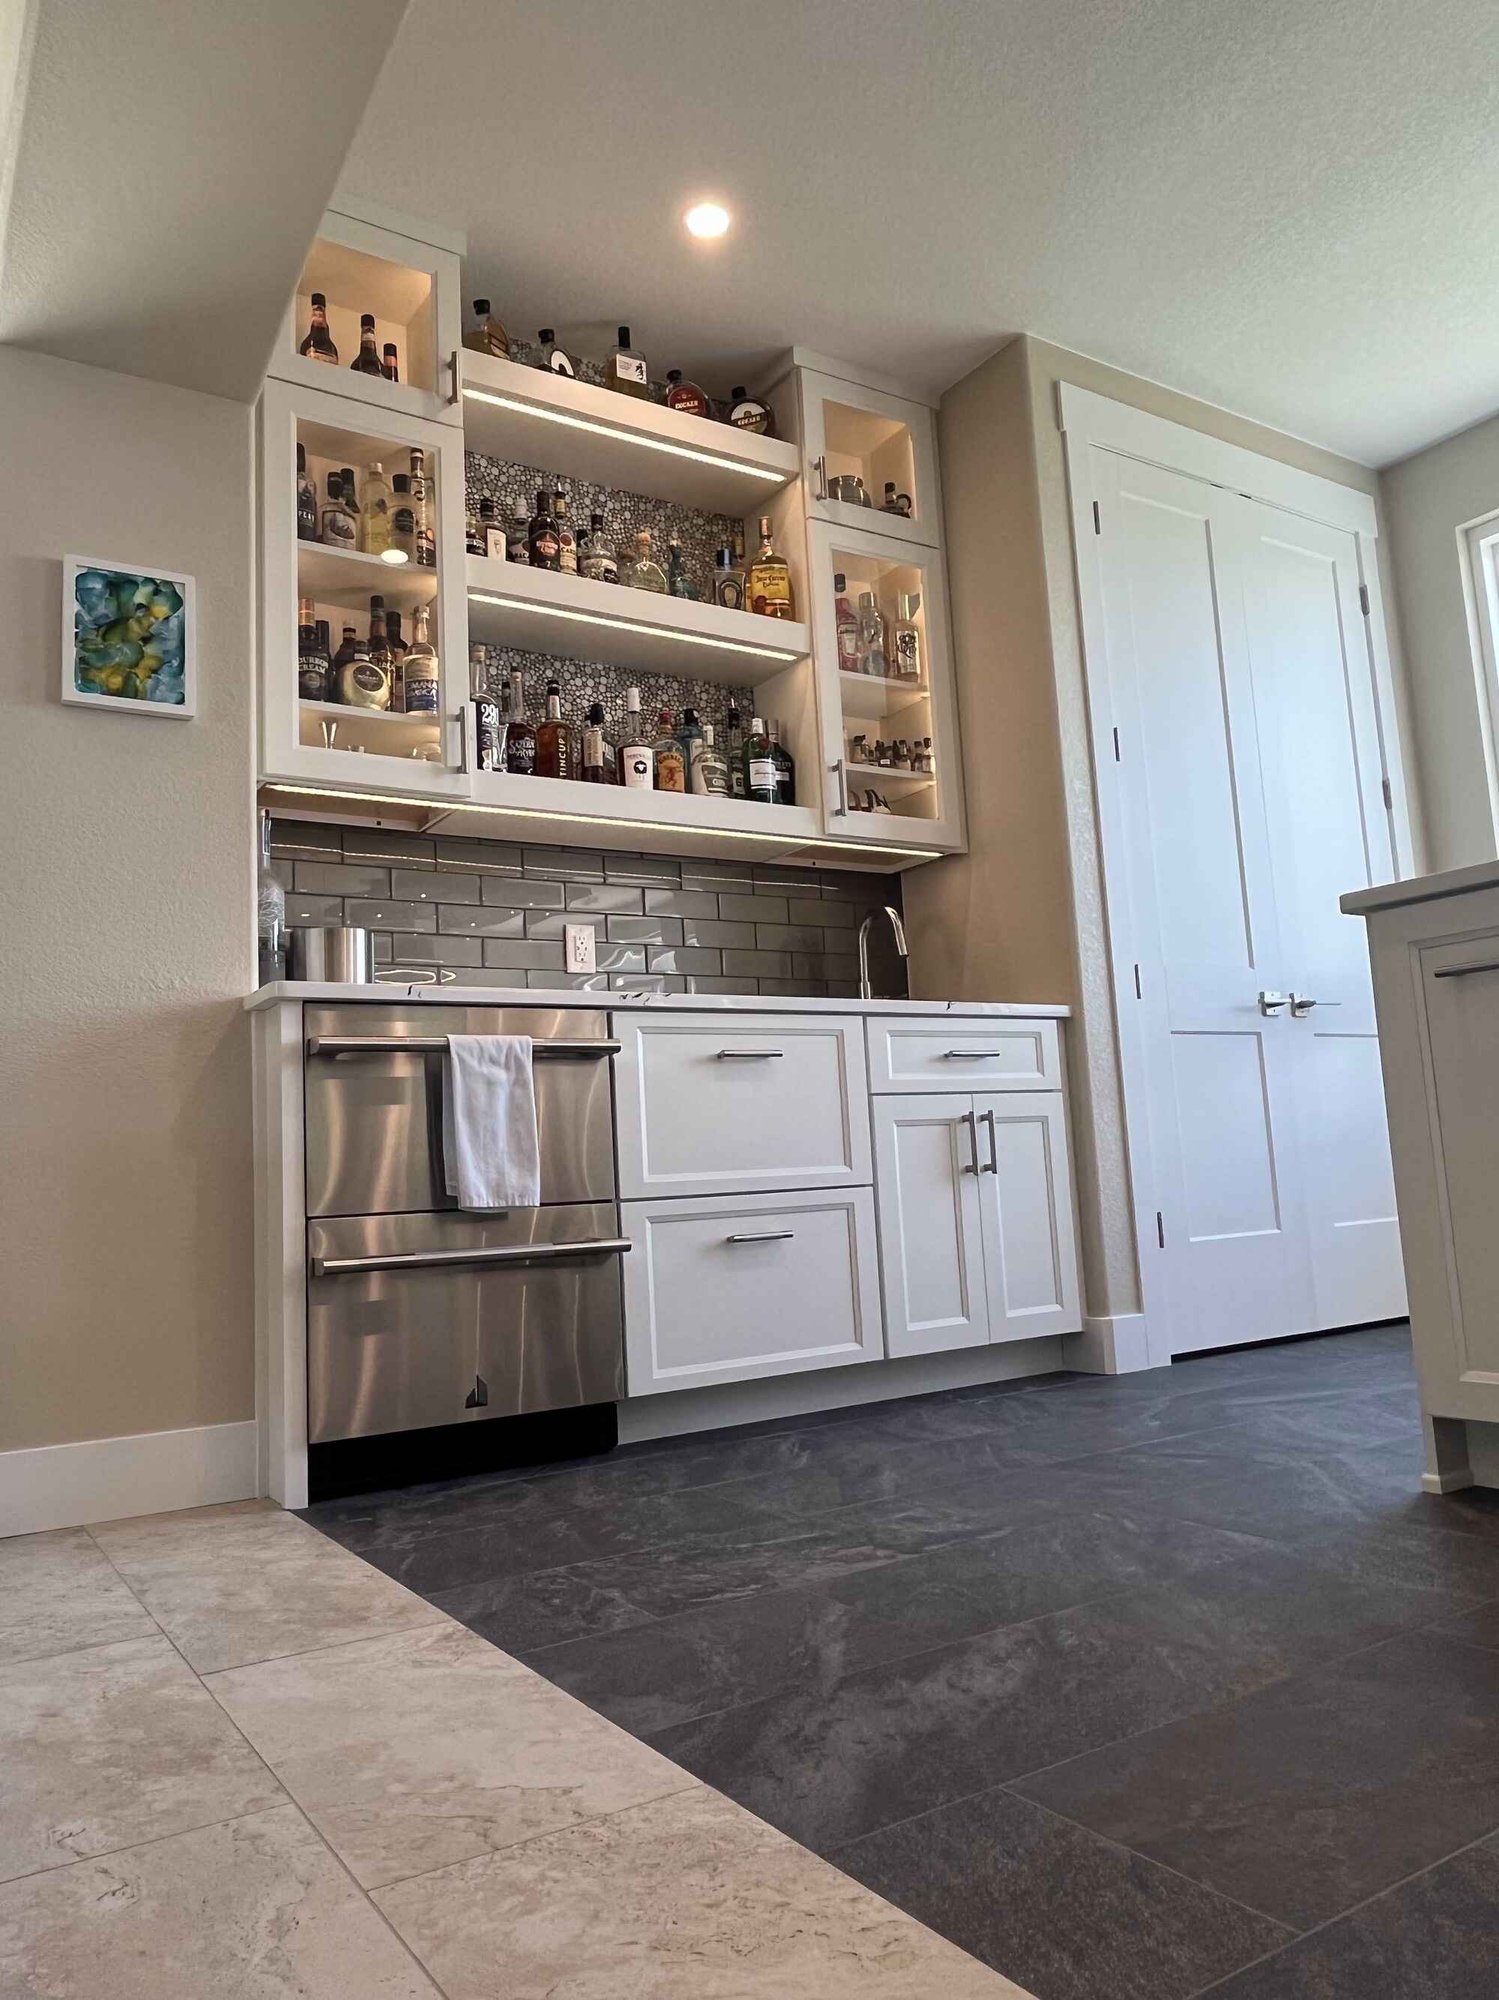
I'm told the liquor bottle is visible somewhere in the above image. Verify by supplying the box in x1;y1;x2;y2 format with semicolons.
367;596;397;711
725;386;773;434
618;529;666;592
743;716;776;802
536;329;575;376
506;507;530;564
350;313;385;376
298;293;338;364
664;368;712;417
256;810;286;985
331;623;357;689
666;537;697;598
339;632;390;709
857;591;887;675
295;443;317;541
769;719;796;805
357;462;393;557
892;738;912;771
747;516;794;618
713;542;746;610
403;602;440;714
893;591;923;682
724;709;746;797
652;710;686;793
834;572;860;672
618;687;653;788
463;298;510;358
408;450;436;568
478;496;503;559
554;492;578;574
297;599;328;700
386;609;408;696
465;500;484;556
580;512;618;584
607;325;649;398
320;473;357;548
389;475;417;563
676;706;703;773
469;644;501;771
691;722;729;797
504;669;537;774
535;680;574;779
382;343;400;383
527;488;560;569
581;702;611;783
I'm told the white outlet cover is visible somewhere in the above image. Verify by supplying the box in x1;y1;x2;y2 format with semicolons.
564;922;596;974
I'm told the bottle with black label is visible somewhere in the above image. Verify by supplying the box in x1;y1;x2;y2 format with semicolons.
744;715;776;802
769;719;796;805
506;507;530;564
408;450;436;568
298;293;338;363
295;443;317;540
713;543;745;610
527;489;560;570
537;329;576;376
724;709;746;797
339;633;390;710
607;325;650;398
350;313;385;377
320;473;357;549
580;512;618;583
554;492;577;574
478;496;504;559
469;643;501;771
331;624;357;694
725;386;773;434
581;703;611;783
297;599;328;700
368;596;398;711
618;687;653;788
504;669;537;774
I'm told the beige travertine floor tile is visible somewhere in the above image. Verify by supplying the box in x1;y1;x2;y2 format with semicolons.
0;1529;155;1666
91;1502;445;1673
373;1783;1034;1999
0;1636;283;1883
0;1805;440;1998
208;1620;697;1889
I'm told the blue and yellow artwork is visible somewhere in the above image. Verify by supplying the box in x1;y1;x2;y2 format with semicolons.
64;558;195;716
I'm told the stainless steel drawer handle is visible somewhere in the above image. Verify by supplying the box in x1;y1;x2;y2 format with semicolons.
307;1036;621;1059
311;1238;630;1277
1432;962;1499;980
715;1049;784;1060
941;1050;1008;1059
725;1230;795;1244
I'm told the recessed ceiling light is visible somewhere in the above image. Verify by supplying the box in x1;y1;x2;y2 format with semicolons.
684;201;730;240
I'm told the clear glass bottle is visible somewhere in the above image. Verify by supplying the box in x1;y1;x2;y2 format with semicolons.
743;716;776;803
256;810;286;985
535;680;574;779
478;496;504;559
618;687;653;788
713;542;746;610
833;571;860;672
691;722;729;797
402;602;440;714
408;449;435;569
368;595;398;711
747;516;793;618
470;643;501;772
652;709;686;792
554;491;577;574
724;708;746;798
664;368;712;417
320;473;357;549
676;706;703;773
666;537;697;599
725;386;773;434
769;719;796;805
506;506;530;564
382;342;400;383
350;312;385;376
527;488;560;570
581;702;611;783
607;324;649;398
465;499;484;556
857;590;887;676
505;669;537;774
580;511;618;584
295;442;317;540
389;475;416;563
536;328;575;376
357;462;393;557
297;598;327;700
618;529;666;592
464;298;510;358
893;591;922;682
298;292;338;363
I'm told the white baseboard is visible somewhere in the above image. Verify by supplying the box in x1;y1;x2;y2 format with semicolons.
0;1421;258;1538
1421;1469;1475;1495
1063;1313;1154;1375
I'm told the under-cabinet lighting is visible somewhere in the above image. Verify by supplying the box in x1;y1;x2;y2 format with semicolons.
469;590;803;663
462;388;785;485
379;547;411;566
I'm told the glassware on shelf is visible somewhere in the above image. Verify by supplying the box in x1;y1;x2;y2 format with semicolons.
257;809;286;987
298;293;338;364
464;298;510;358
607;325;649;398
618;530;666;593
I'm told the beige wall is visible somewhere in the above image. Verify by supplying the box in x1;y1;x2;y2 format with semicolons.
1382;414;1499;872
0;346;255;1453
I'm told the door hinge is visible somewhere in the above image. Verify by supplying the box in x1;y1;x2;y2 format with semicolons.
464;1374;489;1410
1358;583;1371;617
1133;962;1142;999
1156;1210;1166;1249
1381;774;1393;810
1113;726;1121;762
1092;500;1102;535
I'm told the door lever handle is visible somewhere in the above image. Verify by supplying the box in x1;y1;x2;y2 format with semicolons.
1257;990;1289;1016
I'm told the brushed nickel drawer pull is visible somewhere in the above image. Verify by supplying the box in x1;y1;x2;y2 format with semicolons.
725;1230;795;1244
941;1049;1008;1059
311;1238;630;1277
1432;962;1499;980
715;1049;784;1059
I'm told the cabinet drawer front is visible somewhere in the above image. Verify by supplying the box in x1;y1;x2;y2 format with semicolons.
867;1018;1061;1093
623;1187;881;1394
614;1013;870;1198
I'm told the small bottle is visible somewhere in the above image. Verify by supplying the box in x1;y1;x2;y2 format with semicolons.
664;368;712;417
665;537;697;598
478;496;504;560
652;710;686;793
893;591;923;682
535;680;574;779
505;670;537;773
554;491;578;574
464;298;510;359
256;810;286;985
580;510;618;584
881;481;901;513
724;709;746;798
339;632;390;709
357;462;393;557
506;506;530;564
834;572;860;672
725;386;773;434
769;719;796;805
713;542;746;610
691;722;729;797
893;738;913;771
350;313;385;376
743;716;776;803
367;595;396;710
297;598;328;700
469;644;501;771
408;450;436;568
618;529;666;592
389;474;416;563
747;516;794;618
607;324;649;398
618;687;654;788
320;473;357;549
857;591;888;676
676;706;703;774
295;442;317;541
298;292;338;364
382;342;400;383
536;328;575;376
581;702;611;783
527;488;560;569
402;602;440;714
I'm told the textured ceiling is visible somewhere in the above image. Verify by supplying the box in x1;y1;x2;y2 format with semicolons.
340;0;1499;467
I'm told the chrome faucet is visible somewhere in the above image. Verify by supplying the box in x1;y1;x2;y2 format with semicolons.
858;904;909;1000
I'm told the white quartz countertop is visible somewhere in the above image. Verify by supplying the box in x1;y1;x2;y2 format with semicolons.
1342;860;1499;916
245;980;1070;1019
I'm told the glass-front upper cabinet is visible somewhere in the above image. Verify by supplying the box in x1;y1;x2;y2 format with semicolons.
807;519;964;851
268;204;464;429
258;376;470;801
787;363;941;549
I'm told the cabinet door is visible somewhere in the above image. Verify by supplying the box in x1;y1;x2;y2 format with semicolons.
621;1187;882;1394
973;1093;1082;1342
798;369;941;548
873;1096;989;1358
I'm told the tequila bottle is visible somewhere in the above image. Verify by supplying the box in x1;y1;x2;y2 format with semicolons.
747;516;793;618
580;511;618;584
618;530;666;592
666;537;697;598
713;543;745;610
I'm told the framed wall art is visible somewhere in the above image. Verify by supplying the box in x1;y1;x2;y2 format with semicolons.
62;556;196;717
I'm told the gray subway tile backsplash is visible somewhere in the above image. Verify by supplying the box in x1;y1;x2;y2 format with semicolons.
270;819;905;1000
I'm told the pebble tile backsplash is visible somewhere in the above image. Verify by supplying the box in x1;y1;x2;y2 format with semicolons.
270;820;907;998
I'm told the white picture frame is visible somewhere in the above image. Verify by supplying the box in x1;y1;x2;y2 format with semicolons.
61;554;197;718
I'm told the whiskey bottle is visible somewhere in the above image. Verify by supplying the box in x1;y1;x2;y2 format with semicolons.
331;624;357;689
470;644;501;772
618;529;666;592
464;298;510;359
535;680;574;779
357;462;393;557
691;722;729;797
339;633;390;709
298;293;338;364
382;343;400;383
857;591;888;676
296;443;317;541
505;670;537;774
403;602;440;714
713;543;746;610
389;475;417;563
554;492;578;574
297;599;328;700
408;450;436;568
676;707;703;773
607;325;649;398
465;500;484;556
769;720;796;805
506;507;530;564
725;386;773;434
743;717;776;803
386;609;408;697
618;688;654;788
478;496;503;559
834;572;860;672
581;702;611;783
579;511;618;584
664;368;712;417
367;596;398;710
666;538;697;598
747;516;793;618
724;709;746;798
350;313;385;376
320;473;357;549
537;329;575;376
893;591;923;682
652;710;686;793
527;488;560;570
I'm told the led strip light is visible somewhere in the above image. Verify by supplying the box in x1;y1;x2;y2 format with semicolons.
468;589;802;664
462;387;787;485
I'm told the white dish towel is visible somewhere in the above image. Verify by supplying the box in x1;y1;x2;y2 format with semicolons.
441;1034;540;1210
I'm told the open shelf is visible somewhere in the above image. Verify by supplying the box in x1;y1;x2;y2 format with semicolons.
845;761;934;789
460;350;799;515
297;542;439;610
466;555;811;686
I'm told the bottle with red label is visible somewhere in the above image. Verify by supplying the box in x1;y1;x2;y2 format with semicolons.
527;488;561;570
664;368;712;418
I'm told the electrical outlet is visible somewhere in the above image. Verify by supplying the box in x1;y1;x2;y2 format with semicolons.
564;922;596;974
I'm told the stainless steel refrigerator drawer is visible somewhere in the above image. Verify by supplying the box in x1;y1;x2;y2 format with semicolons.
304;1005;616;1216
306;1203;626;1444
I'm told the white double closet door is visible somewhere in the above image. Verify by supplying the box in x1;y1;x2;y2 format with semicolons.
1070;396;1408;1356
